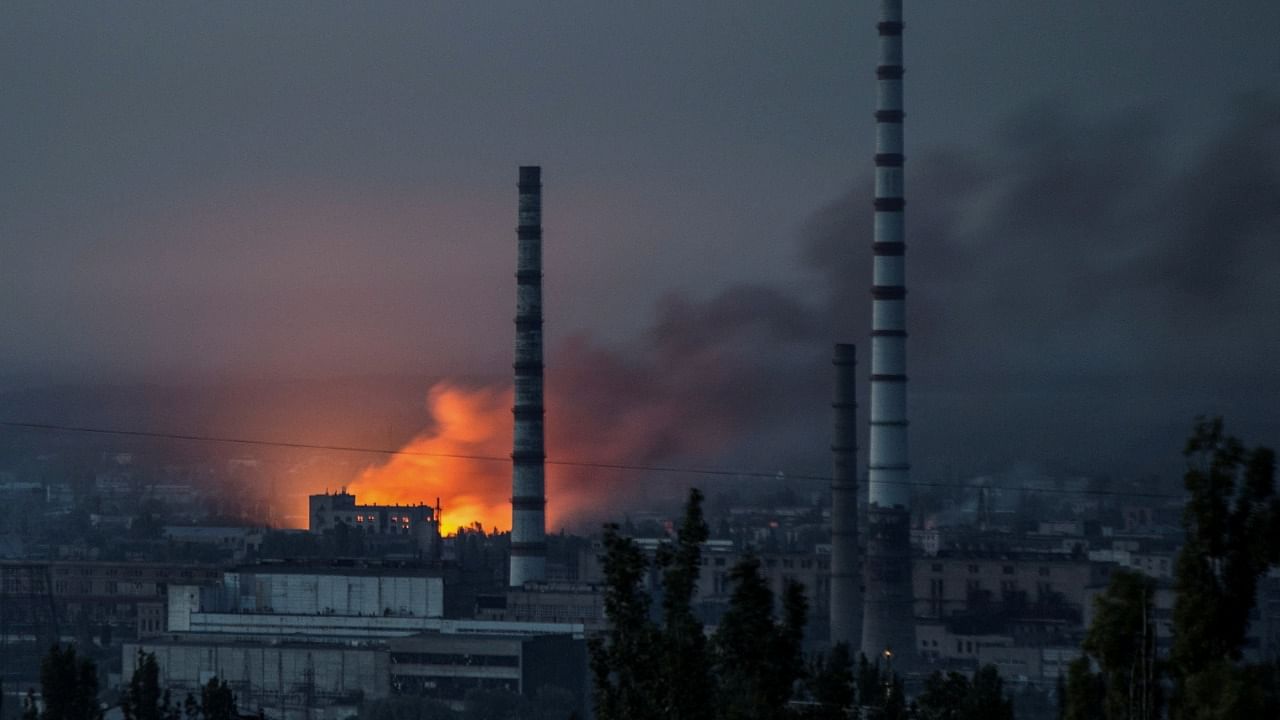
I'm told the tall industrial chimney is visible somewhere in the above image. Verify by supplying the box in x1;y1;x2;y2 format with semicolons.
829;343;862;650
510;165;547;587
861;0;916;667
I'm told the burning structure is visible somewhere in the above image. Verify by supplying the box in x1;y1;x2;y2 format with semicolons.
861;0;917;667
510;166;548;587
308;490;441;554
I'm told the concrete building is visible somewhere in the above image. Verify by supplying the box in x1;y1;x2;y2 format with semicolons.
0;560;222;639
148;561;590;718
163;526;265;561
168;566;446;634
307;492;440;555
387;632;586;711
123;638;389;720
166;566;583;641
475;581;607;632
579;539;831;638
914;552;1103;621
123;632;588;720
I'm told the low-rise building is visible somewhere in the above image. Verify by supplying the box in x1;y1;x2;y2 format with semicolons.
475;581;607;632
913;552;1104;621
0;560;223;639
123;638;388;720
387;632;586;710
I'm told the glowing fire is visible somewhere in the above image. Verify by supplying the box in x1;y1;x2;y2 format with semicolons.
347;383;514;534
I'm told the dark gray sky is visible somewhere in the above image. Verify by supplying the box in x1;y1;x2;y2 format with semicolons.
3;1;1278;486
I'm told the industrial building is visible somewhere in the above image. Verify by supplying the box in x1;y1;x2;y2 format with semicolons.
166;565;447;637
387;632;586;709
0;560;222;640
123;631;587;720
308;491;440;556
142;555;588;718
914;552;1103;622
475;581;608;632
123;638;389;720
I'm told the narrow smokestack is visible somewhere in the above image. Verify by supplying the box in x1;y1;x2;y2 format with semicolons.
830;343;862;650
510;165;547;587
861;0;916;667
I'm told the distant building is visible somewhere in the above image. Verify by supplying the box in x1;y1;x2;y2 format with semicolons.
475;581;608;632
163;526;264;561
387;632;586;711
577;538;831;641
0;560;223;639
123;631;588;720
168;566;446;633
123;638;388;719
308;491;440;556
166;564;583;640
913;551;1104;622
147;561;589;718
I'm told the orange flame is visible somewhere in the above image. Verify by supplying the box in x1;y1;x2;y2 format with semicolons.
347;383;514;534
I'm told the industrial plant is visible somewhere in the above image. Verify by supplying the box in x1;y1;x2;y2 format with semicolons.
3;1;1278;720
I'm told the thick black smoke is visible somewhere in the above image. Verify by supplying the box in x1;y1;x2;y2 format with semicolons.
4;99;1276;522
551;95;1280;497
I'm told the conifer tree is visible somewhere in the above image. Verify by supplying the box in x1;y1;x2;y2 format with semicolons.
804;643;856;720
964;665;1013;720
121;651;178;720
655;488;714;720
590;488;811;720
32;645;101;720
588;523;662;720
711;554;807;720
916;671;969;720
1077;570;1162;720
1169;418;1279;718
199;679;237;720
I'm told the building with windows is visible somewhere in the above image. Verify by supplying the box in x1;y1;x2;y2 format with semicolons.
123;638;389;720
1;560;222;639
387;632;585;710
475;581;607;632
308;491;429;534
913;552;1104;621
142;563;588;719
308;491;440;555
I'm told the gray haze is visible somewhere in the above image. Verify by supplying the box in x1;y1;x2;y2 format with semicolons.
2;2;1278;486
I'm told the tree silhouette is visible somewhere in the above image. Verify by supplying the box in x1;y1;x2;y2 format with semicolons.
1170;418;1279;718
590;488;809;720
121;651;178;720
29;645;101;720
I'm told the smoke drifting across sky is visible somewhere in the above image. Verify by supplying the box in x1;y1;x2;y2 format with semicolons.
530;95;1280;509
2;3;1278;526
365;96;1280;529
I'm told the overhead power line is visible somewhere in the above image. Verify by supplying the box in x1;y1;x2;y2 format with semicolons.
0;420;1185;500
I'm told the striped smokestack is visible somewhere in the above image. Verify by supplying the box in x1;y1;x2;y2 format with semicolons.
510;165;547;587
861;0;916;667
829;343;862;650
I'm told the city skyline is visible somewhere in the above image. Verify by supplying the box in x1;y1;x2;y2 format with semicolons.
3;1;1278;506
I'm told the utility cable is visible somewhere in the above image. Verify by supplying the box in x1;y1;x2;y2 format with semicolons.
0;420;1185;500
